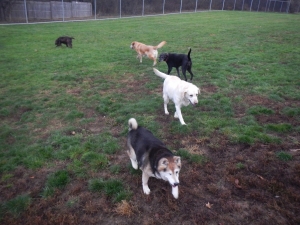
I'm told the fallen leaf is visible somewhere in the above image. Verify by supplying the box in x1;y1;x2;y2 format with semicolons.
256;175;265;180
206;202;213;209
235;179;242;189
30;176;35;179
71;131;76;135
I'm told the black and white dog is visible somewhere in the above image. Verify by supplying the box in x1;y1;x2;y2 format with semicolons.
55;36;74;48
127;118;181;199
159;48;194;81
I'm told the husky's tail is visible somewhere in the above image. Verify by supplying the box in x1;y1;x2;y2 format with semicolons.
154;41;166;50
128;118;138;130
187;48;192;61
153;68;169;80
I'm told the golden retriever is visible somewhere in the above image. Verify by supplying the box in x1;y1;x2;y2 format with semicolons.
130;41;166;66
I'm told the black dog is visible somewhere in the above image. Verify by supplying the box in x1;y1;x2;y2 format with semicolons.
55;36;74;48
159;48;194;81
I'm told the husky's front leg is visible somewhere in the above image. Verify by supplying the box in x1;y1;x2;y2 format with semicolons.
142;171;151;195
172;186;179;199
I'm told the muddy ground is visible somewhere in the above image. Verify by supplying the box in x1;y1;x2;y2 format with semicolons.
1;83;300;225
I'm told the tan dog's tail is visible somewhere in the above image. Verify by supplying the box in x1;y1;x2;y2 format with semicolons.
153;41;166;50
128;118;138;130
153;68;169;80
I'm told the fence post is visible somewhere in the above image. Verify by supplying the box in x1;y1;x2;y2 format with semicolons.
222;0;225;10
61;0;64;21
142;0;144;16
94;0;96;19
195;0;198;12
242;0;245;10
286;0;291;13
250;0;253;11
272;0;276;11
180;0;182;13
209;0;212;10
257;0;261;11
234;0;237;10
24;0;28;23
163;0;165;14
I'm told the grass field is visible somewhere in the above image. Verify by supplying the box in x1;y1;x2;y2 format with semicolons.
0;11;300;224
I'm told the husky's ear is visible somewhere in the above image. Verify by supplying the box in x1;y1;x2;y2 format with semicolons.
174;156;181;166
157;158;169;171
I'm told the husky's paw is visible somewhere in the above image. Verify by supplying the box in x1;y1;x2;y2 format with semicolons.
165;111;169;115
131;160;138;170
143;185;151;195
172;186;179;199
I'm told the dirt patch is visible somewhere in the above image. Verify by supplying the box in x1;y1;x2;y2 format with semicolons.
1;96;300;225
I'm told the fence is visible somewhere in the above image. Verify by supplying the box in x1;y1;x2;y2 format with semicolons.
1;0;298;24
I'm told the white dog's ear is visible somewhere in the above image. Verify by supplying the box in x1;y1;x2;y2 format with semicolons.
182;88;189;99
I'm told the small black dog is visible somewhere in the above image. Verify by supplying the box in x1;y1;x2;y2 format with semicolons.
55;36;74;48
159;48;194;81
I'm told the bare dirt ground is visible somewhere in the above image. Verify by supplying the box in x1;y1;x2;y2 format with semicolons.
1;83;300;225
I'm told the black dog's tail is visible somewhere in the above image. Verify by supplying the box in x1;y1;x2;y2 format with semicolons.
187;48;192;60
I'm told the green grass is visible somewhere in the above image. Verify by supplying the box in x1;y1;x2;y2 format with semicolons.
0;11;299;207
276;151;293;161
42;170;70;197
88;178;131;202
1;194;31;218
177;149;208;164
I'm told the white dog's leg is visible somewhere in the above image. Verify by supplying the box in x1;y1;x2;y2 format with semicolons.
172;186;179;199
142;172;151;195
174;111;178;118
163;94;169;115
175;105;186;125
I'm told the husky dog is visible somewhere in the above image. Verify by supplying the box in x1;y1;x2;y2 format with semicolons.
127;118;181;199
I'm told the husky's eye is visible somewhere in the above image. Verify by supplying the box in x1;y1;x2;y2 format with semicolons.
190;95;193;97
176;171;179;174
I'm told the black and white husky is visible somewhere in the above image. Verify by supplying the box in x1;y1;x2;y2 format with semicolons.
127;118;181;199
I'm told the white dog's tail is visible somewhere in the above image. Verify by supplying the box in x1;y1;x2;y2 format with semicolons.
154;41;166;50
128;118;138;130
153;68;169;80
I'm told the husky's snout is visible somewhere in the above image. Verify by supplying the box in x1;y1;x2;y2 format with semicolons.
172;182;179;187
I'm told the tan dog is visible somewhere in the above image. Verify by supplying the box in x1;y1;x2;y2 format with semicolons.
130;41;166;66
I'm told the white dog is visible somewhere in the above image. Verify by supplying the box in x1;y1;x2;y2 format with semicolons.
153;68;200;125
